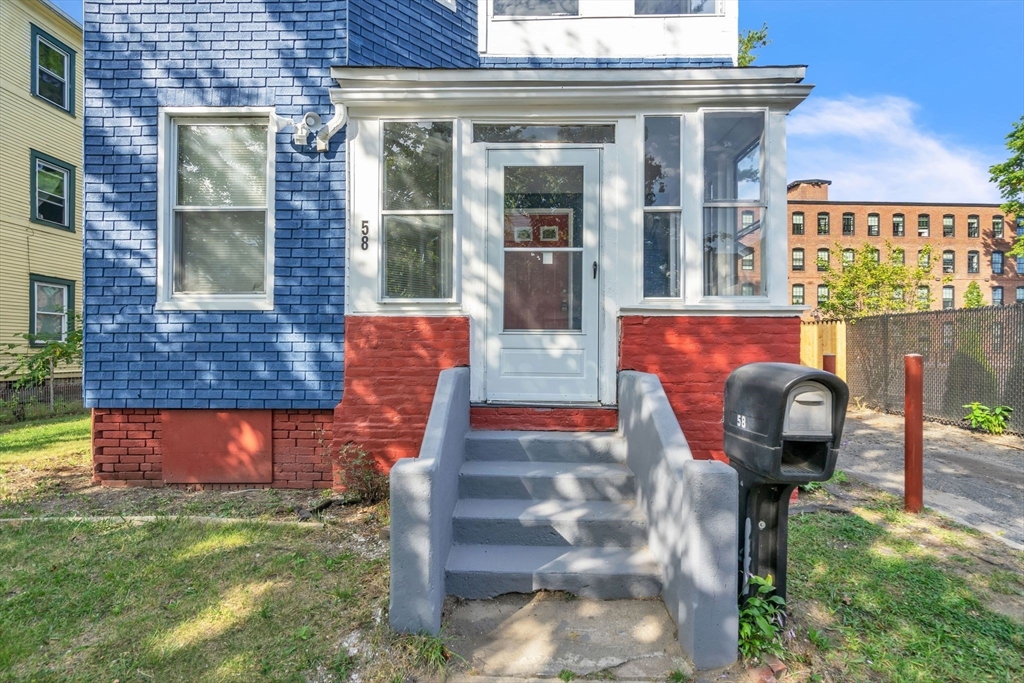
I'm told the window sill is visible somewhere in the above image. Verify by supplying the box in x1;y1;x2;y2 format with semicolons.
155;297;274;312
31;92;74;118
29;216;74;233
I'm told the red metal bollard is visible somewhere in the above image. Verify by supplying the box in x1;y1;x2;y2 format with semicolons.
904;354;924;513
822;354;837;374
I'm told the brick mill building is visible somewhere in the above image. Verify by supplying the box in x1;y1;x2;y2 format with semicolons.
787;179;1023;317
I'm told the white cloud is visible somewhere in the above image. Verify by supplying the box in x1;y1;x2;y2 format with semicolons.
787;95;1002;204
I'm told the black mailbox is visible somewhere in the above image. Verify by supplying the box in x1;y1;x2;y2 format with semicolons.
723;362;849;603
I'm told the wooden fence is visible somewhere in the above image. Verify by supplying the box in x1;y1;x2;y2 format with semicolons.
800;320;847;380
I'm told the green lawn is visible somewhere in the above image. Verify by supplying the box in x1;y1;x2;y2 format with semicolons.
0;413;91;465
0;516;427;683
787;495;1024;682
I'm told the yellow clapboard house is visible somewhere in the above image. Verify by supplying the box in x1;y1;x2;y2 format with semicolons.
0;0;83;381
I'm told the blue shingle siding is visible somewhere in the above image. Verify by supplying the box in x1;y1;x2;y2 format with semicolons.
347;0;478;67
83;0;348;410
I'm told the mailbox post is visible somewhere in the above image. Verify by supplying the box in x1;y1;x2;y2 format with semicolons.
723;363;849;602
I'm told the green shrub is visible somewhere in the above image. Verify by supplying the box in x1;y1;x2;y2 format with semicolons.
335;444;389;504
962;403;1014;435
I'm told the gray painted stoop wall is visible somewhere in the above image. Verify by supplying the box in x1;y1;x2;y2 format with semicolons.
390;368;739;670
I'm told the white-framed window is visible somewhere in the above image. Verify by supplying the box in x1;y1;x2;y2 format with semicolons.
381;121;455;301
31;150;75;231
791;283;804;305
635;0;717;14
702;109;766;297
29;275;74;345
642;116;681;298
157;109;275;310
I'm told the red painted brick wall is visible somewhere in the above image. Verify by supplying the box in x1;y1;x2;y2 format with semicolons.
92;409;332;489
470;407;617;431
619;316;801;459
332;316;470;476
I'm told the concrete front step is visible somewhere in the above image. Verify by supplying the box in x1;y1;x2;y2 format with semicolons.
446;545;662;599
458;460;635;501
465;431;627;464
453;498;648;547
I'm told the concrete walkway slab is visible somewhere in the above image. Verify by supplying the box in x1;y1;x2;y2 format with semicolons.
445;592;691;680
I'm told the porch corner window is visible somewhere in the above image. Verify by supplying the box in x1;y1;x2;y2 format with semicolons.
702;111;766;297
382;121;454;300
643;116;681;298
169;119;270;302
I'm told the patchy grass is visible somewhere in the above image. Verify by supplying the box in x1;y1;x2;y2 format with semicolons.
0;514;434;682
784;487;1024;682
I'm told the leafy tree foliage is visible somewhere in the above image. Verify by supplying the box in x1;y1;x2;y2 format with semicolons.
1;314;82;388
738;23;770;67
988;115;1023;258
816;242;944;321
963;281;984;309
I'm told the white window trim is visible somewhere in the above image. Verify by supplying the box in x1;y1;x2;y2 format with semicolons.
156;107;276;311
32;281;69;342
35;35;69;111
35;159;69;227
435;0;457;10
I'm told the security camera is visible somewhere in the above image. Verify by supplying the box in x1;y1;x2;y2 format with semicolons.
303;112;322;129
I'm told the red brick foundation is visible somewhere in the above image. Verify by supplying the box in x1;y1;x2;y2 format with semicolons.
92;408;333;489
331;316;470;478
619;315;801;460
470;406;618;431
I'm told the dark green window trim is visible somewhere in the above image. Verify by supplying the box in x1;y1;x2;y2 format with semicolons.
28;274;76;347
30;24;76;116
30;149;76;232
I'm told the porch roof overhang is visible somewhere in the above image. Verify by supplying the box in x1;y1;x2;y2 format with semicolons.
329;66;814;116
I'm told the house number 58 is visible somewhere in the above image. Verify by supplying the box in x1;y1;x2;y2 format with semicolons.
360;220;369;250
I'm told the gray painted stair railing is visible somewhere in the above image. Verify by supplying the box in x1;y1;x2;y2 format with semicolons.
390;369;738;670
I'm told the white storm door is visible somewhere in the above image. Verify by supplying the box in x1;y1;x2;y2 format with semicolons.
484;148;601;403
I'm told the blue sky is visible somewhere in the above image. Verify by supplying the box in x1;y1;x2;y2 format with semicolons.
742;0;1024;203
55;0;1023;202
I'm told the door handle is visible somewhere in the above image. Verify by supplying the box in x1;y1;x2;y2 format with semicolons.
593;261;598;279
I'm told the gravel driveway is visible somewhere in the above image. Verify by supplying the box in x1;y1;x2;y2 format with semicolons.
836;409;1024;548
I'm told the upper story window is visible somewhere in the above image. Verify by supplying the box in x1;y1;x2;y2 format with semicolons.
942;250;955;273
842;212;855;236
792;248;804;271
31;25;75;115
918;250;930;268
816;248;830;271
992;251;1004;274
992;286;1004;306
967;251;979;273
817;212;830;235
30;150;75;232
643;116;681;298
382;121;455;300
481;1;733;60
792;284;805;305
158;112;274;310
817;284;829;304
917;214;930;237
791;212;804;235
1017;255;1024;275
867;213;880;236
495;1;579;16
993;215;1004;238
1017;286;1024;303
893;213;905;237
892;247;905;265
702;110;765;297
967;215;979;238
942;285;954;310
942;215;955;237
635;0;717;14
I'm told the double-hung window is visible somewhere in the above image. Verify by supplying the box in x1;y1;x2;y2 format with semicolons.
791;212;804;235
993;216;1004;238
942;215;954;237
703;111;766;296
159;113;274;309
942;285;954;310
1017;255;1024;275
867;213;879;236
30;150;75;231
816;248;829;271
917;214;930;237
842;212;855;236
992;251;1004;274
817;285;829;304
892;213;905;237
967;250;979;273
1017;286;1024;304
992;287;1004;306
792;284;805;305
643;117;681;298
967;215;979;238
29;275;74;345
31;25;75;114
942;250;955;273
817;212;830;235
792;248;804;271
382;121;455;300
495;1;579;16
635;0;718;14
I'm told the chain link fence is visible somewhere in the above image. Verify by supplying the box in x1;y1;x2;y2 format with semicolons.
0;377;85;424
845;304;1024;435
